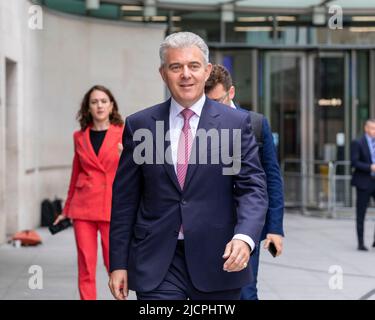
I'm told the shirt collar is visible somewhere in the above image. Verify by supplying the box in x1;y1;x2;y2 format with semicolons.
230;101;236;109
366;134;374;142
170;94;206;119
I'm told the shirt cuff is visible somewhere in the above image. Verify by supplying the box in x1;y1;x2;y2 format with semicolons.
233;234;255;252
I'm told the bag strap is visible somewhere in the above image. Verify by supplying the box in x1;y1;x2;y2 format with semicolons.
249;111;264;145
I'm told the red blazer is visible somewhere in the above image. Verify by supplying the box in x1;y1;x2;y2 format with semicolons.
63;124;124;221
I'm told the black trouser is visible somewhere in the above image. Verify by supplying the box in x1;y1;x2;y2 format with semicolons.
136;241;241;300
356;187;375;246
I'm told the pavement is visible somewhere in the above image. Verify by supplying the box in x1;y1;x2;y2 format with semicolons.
1;212;375;300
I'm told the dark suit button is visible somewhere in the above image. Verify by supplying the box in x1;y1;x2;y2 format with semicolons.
181;199;187;205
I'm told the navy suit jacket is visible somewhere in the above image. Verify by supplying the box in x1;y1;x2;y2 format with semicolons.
110;98;268;293
351;135;375;190
236;107;284;240
258;118;284;239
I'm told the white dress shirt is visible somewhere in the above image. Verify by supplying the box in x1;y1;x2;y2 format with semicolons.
168;95;255;251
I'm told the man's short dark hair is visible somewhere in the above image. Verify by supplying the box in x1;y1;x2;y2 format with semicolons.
205;64;233;93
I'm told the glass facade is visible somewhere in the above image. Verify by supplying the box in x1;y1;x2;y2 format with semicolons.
356;51;370;136
38;1;375;45
313;54;346;162
211;47;372;212
220;52;253;109
258;53;301;162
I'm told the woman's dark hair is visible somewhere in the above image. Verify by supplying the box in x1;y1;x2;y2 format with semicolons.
77;85;124;130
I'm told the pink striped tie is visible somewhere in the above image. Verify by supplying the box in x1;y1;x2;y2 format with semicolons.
177;108;195;189
177;108;195;239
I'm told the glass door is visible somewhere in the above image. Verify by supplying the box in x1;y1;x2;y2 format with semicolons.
259;49;369;214
261;52;307;208
310;52;349;164
309;52;351;209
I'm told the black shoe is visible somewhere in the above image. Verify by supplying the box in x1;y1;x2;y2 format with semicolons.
358;245;369;251
372;242;375;248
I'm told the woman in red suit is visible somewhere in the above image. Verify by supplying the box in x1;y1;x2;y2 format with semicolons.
54;85;124;300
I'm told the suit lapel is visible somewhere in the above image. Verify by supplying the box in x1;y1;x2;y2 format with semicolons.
83;126;106;172
361;135;372;163
183;98;220;191
151;99;182;193
98;124;120;164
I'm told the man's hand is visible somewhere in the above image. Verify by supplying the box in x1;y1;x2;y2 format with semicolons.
53;214;67;225
264;234;283;257
371;164;375;172
108;269;128;300
222;239;250;272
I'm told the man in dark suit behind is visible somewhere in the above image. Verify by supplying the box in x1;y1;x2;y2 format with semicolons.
351;119;375;251
205;64;284;300
108;32;268;300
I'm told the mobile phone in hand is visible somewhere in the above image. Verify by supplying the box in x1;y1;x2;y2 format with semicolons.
268;242;277;257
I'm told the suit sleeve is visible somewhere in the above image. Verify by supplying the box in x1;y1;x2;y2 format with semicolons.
110;118;142;272
351;140;371;173
261;118;284;236
62;133;81;217
233;113;268;247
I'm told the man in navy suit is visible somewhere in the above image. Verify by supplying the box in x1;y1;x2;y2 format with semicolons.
108;32;268;300
205;64;284;300
351;119;375;251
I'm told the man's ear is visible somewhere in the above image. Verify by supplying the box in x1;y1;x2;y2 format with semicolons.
205;63;213;81
229;85;236;100
159;66;166;82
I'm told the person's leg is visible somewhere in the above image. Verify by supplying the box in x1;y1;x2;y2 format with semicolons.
240;243;260;300
136;282;187;300
73;220;98;300
179;241;241;300
136;241;188;300
190;286;241;300
356;188;370;248
136;240;241;300
371;191;375;247
98;221;110;273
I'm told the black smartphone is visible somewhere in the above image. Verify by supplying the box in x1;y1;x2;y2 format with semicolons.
48;219;72;235
268;242;277;257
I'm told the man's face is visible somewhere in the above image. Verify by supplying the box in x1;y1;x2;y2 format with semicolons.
206;83;234;106
159;46;212;107
365;121;375;138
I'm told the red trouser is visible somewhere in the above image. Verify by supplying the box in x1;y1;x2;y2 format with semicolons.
73;219;110;300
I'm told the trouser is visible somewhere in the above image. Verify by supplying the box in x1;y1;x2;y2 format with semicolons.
240;243;260;300
73;219;110;300
356;187;375;246
136;240;241;300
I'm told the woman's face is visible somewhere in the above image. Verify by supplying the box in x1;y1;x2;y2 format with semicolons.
88;89;113;123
